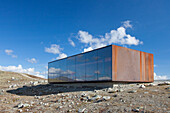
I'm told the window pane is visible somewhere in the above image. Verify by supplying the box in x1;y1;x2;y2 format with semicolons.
48;61;60;82
58;59;68;82
76;54;85;81
85;51;98;81
67;57;76;81
97;46;112;80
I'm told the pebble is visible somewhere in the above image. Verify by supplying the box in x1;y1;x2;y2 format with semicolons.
132;108;140;112
103;96;111;100
128;90;137;93
18;109;22;112
107;88;117;93
90;95;102;101
17;103;23;108
78;108;86;113
11;77;15;81
113;94;118;97
139;85;146;88
17;103;30;108
144;92;148;94
158;82;170;86
165;87;170;90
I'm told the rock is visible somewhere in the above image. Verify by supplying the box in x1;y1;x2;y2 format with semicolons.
34;96;40;99
30;81;33;84
39;102;43;105
17;103;24;108
117;89;124;92
11;77;15;81
17;103;30;108
113;84;119;87
23;103;30;107
136;106;144;109
18;109;23;112
13;84;17;88
9;85;12;88
94;90;103;93
103;96;111;101
9;84;17;88
93;99;103;103
7;81;10;83
90;95;102;101
120;98;126;102
128;90;137;93
78;108;86;113
158;82;170;86
144;92;148;94
132;108;140;112
139;85;145;88
107;88;117;93
59;106;63;109
80;97;88;101
44;80;48;83
81;93;88;97
147;83;157;86
32;81;38;86
124;107;132;112
44;103;49;106
38;81;43;83
165;87;170;90
68;105;72;108
113;94;118;97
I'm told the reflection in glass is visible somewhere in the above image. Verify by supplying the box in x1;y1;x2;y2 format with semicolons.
76;54;85;81
85;51;98;81
58;59;68;82
48;46;112;83
48;61;60;82
97;46;112;80
67;57;76;81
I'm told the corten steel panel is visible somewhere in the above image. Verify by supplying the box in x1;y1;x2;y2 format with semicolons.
112;45;154;82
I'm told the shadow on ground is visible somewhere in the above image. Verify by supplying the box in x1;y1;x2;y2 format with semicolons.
6;84;105;96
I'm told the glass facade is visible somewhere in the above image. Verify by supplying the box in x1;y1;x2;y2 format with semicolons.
48;46;112;82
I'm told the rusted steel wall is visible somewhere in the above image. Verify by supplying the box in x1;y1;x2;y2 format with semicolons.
112;45;154;82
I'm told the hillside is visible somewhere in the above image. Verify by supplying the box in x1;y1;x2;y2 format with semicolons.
0;70;169;113
0;70;46;88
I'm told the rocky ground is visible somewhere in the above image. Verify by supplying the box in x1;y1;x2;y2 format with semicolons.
0;70;170;113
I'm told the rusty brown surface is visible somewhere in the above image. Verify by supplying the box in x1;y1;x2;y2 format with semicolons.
112;45;154;82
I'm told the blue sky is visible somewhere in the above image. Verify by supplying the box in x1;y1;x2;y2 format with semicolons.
0;0;169;79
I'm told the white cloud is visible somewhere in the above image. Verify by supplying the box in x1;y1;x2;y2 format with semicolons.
56;53;67;60
27;58;37;63
77;20;143;52
122;20;132;28
49;67;74;75
5;49;17;58
5;49;13;55
45;44;62;54
78;30;93;44
83;47;93;52
68;38;75;47
45;44;68;60
0;65;45;78
154;72;168;80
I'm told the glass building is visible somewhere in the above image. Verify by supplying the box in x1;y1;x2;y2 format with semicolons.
48;45;154;83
